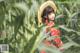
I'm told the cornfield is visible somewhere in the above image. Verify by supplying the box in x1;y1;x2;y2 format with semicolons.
0;0;80;53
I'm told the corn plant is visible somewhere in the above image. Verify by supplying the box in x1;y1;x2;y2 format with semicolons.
0;0;80;53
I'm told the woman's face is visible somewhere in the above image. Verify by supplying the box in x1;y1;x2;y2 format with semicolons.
48;12;55;21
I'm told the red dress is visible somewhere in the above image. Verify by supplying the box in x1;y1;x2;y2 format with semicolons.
50;27;63;47
40;21;63;53
46;21;63;47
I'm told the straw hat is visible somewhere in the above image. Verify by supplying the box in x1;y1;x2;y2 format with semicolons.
38;0;57;26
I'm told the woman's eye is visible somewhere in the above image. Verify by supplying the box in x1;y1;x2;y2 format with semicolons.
49;13;52;15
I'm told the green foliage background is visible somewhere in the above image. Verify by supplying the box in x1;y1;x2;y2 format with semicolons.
0;0;80;53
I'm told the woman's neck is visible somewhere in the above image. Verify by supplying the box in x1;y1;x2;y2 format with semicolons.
46;20;55;27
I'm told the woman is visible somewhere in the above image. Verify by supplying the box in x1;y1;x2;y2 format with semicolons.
37;0;64;53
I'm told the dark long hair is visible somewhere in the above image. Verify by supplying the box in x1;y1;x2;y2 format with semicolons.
42;6;54;23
